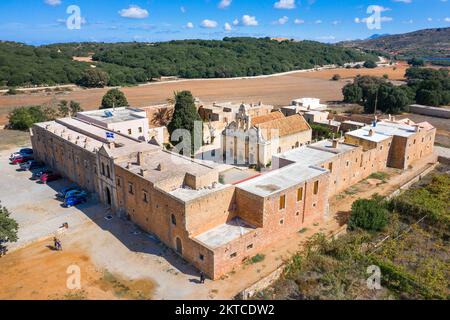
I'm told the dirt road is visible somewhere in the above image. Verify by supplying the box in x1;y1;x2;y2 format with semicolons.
0;65;407;125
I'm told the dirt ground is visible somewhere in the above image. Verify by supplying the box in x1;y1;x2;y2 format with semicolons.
0;65;407;125
0;129;31;151
0;239;156;300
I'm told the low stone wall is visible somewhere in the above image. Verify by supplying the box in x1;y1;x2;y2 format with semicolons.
409;105;450;119
237;266;284;300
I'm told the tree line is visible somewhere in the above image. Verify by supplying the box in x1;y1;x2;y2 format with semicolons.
343;67;450;113
1;38;377;88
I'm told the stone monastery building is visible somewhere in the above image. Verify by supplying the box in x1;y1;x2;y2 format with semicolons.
30;107;436;280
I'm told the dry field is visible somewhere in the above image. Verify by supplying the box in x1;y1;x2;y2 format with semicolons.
0;65;407;125
0;240;156;300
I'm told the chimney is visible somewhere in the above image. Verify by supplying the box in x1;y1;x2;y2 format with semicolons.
369;129;375;137
126;162;132;169
413;125;420;133
108;142;115;149
139;168;148;177
137;152;143;165
332;140;339;149
156;163;164;171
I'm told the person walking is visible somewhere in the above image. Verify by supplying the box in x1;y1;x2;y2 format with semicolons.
200;272;205;284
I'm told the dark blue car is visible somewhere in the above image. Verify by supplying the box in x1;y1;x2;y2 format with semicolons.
57;186;81;199
63;196;87;208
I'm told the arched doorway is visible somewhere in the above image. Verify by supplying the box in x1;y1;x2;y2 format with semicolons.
105;187;112;206
175;237;183;255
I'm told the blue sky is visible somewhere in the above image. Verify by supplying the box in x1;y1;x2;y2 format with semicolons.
0;0;448;45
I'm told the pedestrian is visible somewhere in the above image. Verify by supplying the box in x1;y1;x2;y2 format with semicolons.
56;239;62;251
200;272;205;284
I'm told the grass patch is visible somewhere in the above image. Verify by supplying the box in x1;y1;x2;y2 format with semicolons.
246;254;266;265
369;172;390;182
299;228;308;234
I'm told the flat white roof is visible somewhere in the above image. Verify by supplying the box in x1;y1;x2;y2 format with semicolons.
346;128;392;143
237;163;327;197
366;121;417;138
195;217;256;249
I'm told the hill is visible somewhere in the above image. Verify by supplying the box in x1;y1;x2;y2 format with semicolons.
0;38;376;88
340;27;450;59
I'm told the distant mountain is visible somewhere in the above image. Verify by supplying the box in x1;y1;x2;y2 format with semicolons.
367;34;390;40
340;27;450;59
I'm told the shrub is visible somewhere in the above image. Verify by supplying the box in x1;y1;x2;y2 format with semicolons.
101;89;128;109
247;254;266;265
8;106;48;130
363;60;377;69
331;74;341;81
348;198;389;231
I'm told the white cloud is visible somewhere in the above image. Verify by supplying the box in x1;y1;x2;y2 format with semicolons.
241;15;259;26
232;19;239;26
354;16;393;23
332;20;341;25
44;0;61;6
274;0;296;9
186;22;194;29
393;0;412;3
315;20;322;24
294;19;305;25
180;6;186;13
427;17;433;22
445;17;450;22
119;5;149;19
224;22;232;32
201;19;218;28
218;0;232;9
274;16;289;25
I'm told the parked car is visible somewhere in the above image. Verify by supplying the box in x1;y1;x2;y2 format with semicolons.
9;148;33;161
31;169;52;181
64;190;88;200
57;186;81;199
10;155;34;165
19;160;45;171
63;195;87;208
40;172;61;184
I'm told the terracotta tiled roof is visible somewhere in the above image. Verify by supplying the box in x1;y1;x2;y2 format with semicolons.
251;111;285;126
256;114;311;139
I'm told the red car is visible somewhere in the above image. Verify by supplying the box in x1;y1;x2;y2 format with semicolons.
40;172;61;184
10;155;34;165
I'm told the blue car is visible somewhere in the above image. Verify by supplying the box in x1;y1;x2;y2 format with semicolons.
64;196;87;208
57;186;81;199
64;190;88;200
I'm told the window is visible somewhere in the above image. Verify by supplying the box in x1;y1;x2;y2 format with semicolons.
278;147;282;153
414;139;416;145
346;160;350;167
138;127;143;133
328;162;333;173
314;181;319;195
230;252;237;259
128;129;132;135
171;214;177;226
380;146;383;151
128;183;134;195
297;187;304;202
279;195;286;210
101;163;105;176
117;177;121;187
247;244;254;250
199;254;204;261
143;191;149;203
280;219;284;225
106;165;111;178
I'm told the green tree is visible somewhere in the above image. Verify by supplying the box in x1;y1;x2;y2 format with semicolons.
342;83;363;103
0;202;18;253
77;69;109;88
8;106;47;130
69;101;83;115
416;89;441;107
58;100;70;117
167;91;202;154
100;89;129;109
348;198;389;231
408;58;425;67
363;60;377;68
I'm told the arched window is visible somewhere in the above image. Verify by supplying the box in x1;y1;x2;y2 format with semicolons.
101;163;105;176
106;165;111;178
